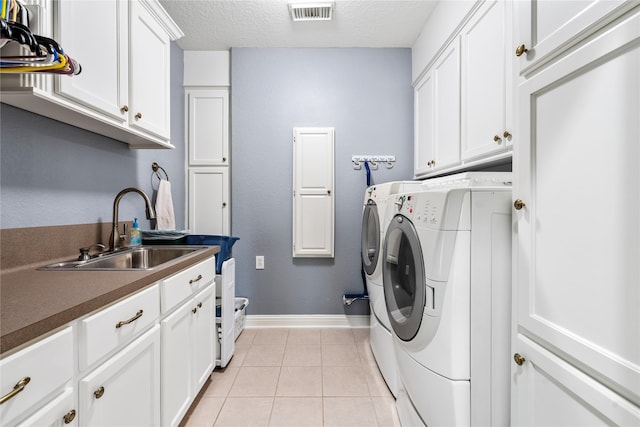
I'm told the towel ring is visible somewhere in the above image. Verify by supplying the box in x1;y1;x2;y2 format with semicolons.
151;162;169;181
151;162;169;190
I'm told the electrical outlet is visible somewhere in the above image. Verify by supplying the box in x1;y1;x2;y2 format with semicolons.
256;256;264;270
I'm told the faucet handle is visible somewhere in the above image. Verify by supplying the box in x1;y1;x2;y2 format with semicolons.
120;224;128;242
78;243;106;261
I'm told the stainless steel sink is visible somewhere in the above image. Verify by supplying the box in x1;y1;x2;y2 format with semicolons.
40;246;206;271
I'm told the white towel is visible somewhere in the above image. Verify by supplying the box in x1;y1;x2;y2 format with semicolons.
155;179;176;230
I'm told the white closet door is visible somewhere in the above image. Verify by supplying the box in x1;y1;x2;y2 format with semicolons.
292;127;334;258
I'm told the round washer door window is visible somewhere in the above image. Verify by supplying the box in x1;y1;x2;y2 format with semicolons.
383;214;425;341
361;200;380;276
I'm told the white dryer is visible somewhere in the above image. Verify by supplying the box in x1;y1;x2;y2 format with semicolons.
382;172;512;426
361;181;421;396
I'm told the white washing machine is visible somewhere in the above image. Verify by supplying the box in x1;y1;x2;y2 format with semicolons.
382;172;512;426
361;181;421;396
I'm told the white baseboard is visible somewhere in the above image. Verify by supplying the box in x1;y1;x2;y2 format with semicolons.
245;314;370;329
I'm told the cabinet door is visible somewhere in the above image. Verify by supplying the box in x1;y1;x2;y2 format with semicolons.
79;326;160;427
55;0;127;122
192;285;215;391
514;10;640;409
18;388;77;427
292;127;334;258
188;168;229;235
515;0;634;74
412;37;461;178
512;335;640;426
0;328;73;426
432;38;461;172
433;37;460;170
461;0;511;161
414;70;435;176
161;301;193;427
129;0;171;139
188;90;229;166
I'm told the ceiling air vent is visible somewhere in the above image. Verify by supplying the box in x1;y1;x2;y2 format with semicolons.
289;2;334;21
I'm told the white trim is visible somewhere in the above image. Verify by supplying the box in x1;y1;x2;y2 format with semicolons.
245;315;370;329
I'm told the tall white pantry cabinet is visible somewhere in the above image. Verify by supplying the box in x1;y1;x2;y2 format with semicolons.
184;52;231;236
512;1;640;425
413;0;640;425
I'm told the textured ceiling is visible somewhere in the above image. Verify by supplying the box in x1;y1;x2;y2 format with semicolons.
159;0;438;50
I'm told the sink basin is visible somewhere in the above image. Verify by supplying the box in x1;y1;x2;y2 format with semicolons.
40;246;206;271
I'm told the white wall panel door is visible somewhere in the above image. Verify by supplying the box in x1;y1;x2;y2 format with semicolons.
188;168;229;235
513;9;640;417
292;127;334;258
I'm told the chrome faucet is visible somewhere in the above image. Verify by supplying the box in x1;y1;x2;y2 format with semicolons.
109;187;156;251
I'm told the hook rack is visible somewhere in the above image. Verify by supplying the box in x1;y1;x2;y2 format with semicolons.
352;155;396;170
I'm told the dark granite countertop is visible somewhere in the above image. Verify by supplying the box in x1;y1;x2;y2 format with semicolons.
1;246;219;355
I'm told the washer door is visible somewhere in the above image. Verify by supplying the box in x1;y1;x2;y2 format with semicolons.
383;214;425;341
361;200;381;275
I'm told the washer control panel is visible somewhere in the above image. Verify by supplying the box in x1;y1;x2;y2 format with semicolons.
392;192;448;228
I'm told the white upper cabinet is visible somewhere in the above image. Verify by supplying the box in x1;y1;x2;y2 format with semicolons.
187;89;229;166
514;0;636;75
0;0;182;148
461;0;512;161
128;0;171;139
55;0;128;123
414;39;461;177
412;1;512;179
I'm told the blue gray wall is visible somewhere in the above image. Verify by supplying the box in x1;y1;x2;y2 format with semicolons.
231;48;415;315
1;43;186;231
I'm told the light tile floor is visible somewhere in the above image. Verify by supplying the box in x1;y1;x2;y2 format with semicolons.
181;328;401;427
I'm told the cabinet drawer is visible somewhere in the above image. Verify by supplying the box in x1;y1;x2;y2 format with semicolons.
79;284;159;371
0;327;73;426
161;257;216;314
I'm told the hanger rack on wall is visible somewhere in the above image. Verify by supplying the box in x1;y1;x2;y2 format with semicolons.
0;0;81;75
352;155;396;170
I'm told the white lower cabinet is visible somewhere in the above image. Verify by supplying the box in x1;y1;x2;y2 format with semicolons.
78;326;161;427
18;388;76;427
1;255;217;427
0;327;74;427
161;284;215;427
513;335;640;426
